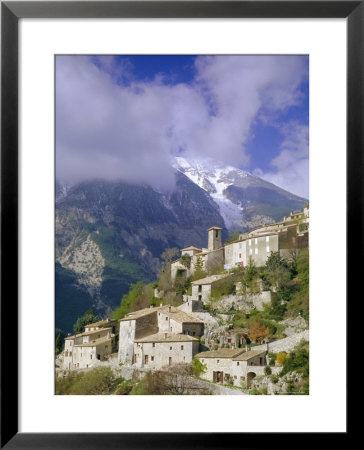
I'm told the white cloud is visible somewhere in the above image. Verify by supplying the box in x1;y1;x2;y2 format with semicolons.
56;55;308;193
257;121;309;198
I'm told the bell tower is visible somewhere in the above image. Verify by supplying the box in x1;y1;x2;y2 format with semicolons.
207;226;222;251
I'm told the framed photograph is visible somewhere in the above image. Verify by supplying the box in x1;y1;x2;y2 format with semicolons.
1;1;356;447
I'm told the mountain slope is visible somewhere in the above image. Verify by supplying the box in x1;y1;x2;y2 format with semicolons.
174;157;307;231
55;173;227;330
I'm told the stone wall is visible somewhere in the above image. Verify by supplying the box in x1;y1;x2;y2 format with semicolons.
133;340;199;369
254;330;309;354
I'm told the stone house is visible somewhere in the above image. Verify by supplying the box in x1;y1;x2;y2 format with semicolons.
118;305;204;368
220;328;250;347
84;318;117;334
133;333;200;369
190;274;230;303
63;326;116;370
224;240;246;269
196;347;271;387
171;206;309;282
171;227;224;282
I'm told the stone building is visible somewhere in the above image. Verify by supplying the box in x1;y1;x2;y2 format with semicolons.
118;305;204;368
220;328;250;347
171;206;309;282
63;323;116;370
190;274;230;303
133;333;200;369
171;227;224;282
196;347;271;387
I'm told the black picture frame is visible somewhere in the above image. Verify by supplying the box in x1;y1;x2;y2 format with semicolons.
1;1;356;448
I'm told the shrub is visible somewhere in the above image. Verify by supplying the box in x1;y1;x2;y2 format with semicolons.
73;308;100;334
280;341;309;378
276;352;288;366
264;366;272;376
268;353;276;366
271;374;279;384
114;380;134;395
191;358;207;378
55;367;116;395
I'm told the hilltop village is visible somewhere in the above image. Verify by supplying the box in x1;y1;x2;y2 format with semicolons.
58;206;309;394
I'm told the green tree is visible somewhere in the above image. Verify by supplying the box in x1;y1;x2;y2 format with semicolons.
265;251;291;291
192;256;207;281
180;253;192;269
191;358;207;377
73;308;100;334
112;282;153;320
159;247;179;290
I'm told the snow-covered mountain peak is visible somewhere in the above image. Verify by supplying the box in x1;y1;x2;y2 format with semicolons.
172;155;307;232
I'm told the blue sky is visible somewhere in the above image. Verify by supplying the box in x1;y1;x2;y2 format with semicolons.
56;55;309;198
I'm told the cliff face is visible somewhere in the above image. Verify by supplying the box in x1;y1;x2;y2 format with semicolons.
55;172;227;330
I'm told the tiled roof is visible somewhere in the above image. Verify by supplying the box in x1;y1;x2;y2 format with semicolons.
181;246;202;252
65;327;112;340
119;307;157;321
233;349;267;361
135;332;199;343
120;305;203;324
159;305;203;324
191;274;229;285
74;334;115;348
85;319;116;328
195;348;245;359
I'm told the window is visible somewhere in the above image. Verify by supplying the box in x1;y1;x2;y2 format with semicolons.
166;317;168;320
151;356;154;361
239;253;241;259
266;236;270;242
198;285;202;292
193;331;196;336
237;362;239;366
169;357;172;366
152;343;155;348
217;360;219;364
249;249;252;255
216;230;218;238
144;355;148;364
249;240;251;247
90;355;92;359
239;243;242;249
255;238;258;244
266;246;270;253
181;345;184;350
255;248;258;254
170;346;172;350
